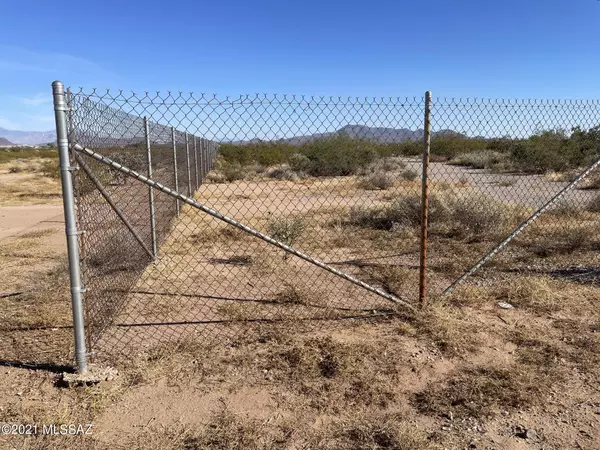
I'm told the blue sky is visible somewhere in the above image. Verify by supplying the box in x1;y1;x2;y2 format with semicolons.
0;0;599;132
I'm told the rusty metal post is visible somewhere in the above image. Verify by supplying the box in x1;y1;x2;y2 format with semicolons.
419;91;432;308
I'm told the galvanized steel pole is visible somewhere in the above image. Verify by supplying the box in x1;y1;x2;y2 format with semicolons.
419;91;432;308
144;117;158;259
171;127;180;216
52;81;88;374
193;137;199;190
185;133;192;196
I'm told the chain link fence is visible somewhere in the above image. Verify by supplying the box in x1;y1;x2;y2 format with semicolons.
47;85;600;366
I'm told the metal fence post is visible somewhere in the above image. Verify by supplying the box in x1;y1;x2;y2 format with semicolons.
193;137;199;190
171;127;180;215
52;81;88;374
200;138;205;179
185;133;192;195
144;117;158;259
419;91;432;308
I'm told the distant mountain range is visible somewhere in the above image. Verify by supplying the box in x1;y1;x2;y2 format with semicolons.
0;127;56;146
230;125;467;145
0;124;467;148
0;137;14;146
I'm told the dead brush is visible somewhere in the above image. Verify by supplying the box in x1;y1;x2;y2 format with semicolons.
318;413;435;450
258;335;402;412
125;338;214;387
357;170;395;190
529;224;593;256
265;163;300;180
412;364;556;419
364;265;414;297
586;193;600;212
411;304;481;356
493;276;571;313
546;199;583;218
145;408;294;450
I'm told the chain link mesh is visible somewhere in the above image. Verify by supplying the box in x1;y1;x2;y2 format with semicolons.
65;89;600;362
426;99;600;297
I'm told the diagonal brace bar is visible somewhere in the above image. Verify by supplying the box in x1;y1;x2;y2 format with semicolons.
72;143;415;311
74;152;155;260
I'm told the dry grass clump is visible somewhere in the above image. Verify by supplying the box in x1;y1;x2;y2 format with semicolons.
7;159;42;173
489;276;596;314
273;283;321;307
527;224;594;256
0;173;61;205
412;364;555;419
316;413;436;450
494;277;562;312
184;409;293;450
364;265;415;298
544;169;580;183
357;170;395;190
586;193;600;212
347;192;516;239
259;336;399;411
546;199;583;218
577;171;600;189
411;305;481;356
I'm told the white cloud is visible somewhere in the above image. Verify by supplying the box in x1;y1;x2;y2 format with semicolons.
0;45;122;82
21;93;51;106
0;116;22;130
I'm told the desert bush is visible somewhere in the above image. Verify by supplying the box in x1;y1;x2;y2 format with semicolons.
347;193;448;230
288;152;311;172
430;136;487;160
357;171;394;190
400;169;418;181
348;192;513;238
208;159;247;183
586;194;600;212
546;199;582;218
301;136;379;176
40;159;60;179
511;130;577;173
451;149;510;170
8;161;30;173
445;195;513;236
265;164;299;180
366;157;406;173
267;216;306;248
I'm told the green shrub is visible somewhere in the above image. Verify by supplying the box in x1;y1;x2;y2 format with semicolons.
301;136;378;176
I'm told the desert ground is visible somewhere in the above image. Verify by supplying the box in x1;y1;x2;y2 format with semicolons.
1;155;599;450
